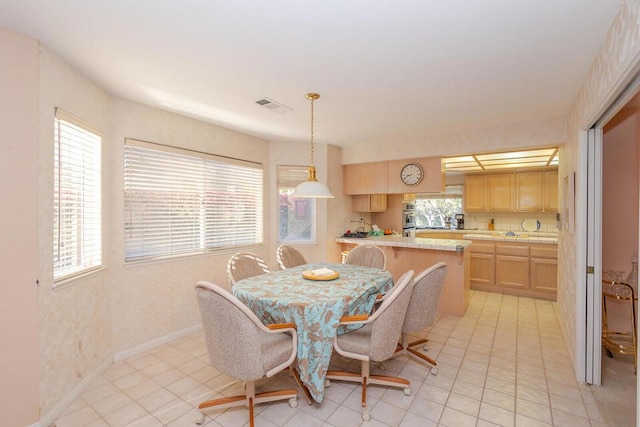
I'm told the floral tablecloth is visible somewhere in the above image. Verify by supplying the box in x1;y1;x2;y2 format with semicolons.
232;262;393;402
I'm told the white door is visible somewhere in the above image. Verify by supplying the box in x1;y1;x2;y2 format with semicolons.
581;128;603;385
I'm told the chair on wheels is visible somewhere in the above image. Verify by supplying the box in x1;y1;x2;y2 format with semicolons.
194;281;298;426
227;252;272;286
394;262;447;375
325;270;415;422
276;245;307;269
344;245;386;270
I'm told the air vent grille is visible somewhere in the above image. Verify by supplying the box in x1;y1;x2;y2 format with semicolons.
255;98;292;114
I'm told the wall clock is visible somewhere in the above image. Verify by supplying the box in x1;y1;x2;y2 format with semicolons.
400;163;423;186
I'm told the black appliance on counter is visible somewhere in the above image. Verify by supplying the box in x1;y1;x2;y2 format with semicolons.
455;213;465;230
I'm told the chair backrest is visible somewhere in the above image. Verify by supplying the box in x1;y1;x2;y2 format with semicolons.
402;262;448;333
195;281;272;380
227;252;272;285
276;245;307;269
344;245;386;269
368;269;415;361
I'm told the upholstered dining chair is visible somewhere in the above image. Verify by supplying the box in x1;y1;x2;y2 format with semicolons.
344;245;386;270
276;245;307;269
194;281;298;426
227;252;272;286
394;262;447;375
325;269;415;421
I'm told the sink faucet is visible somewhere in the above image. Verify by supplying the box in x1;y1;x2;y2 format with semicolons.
351;218;372;232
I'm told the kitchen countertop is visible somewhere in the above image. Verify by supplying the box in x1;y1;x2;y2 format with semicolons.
335;235;471;252
414;228;558;244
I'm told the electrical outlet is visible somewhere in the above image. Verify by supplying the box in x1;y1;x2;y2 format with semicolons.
75;339;83;356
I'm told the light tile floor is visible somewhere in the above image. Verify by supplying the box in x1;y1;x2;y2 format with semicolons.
55;291;609;426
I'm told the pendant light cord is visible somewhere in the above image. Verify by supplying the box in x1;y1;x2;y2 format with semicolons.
309;95;315;166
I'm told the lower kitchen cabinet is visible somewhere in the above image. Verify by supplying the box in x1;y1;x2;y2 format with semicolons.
470;242;495;286
530;245;558;293
469;239;557;300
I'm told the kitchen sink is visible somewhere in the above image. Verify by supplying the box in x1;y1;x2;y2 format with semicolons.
492;231;529;238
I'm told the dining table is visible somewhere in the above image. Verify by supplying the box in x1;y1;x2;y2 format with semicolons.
232;262;393;403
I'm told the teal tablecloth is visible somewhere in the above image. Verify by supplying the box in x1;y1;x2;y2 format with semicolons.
232;262;393;402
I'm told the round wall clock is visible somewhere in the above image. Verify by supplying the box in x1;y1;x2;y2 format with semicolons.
400;163;423;186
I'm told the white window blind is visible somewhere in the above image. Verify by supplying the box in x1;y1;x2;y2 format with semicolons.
124;139;263;261
54;109;102;281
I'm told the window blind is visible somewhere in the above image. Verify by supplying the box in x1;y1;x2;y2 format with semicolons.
53;109;102;280
124;139;263;261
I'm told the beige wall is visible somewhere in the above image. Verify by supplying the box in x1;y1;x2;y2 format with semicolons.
0;27;40;426
561;0;640;371
38;45;113;417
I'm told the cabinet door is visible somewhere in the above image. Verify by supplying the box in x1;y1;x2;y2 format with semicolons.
496;255;529;289
470;253;495;286
516;171;543;211
464;175;488;212
543;170;558;212
488;173;514;211
352;194;387;212
530;257;557;293
343;162;388;195
370;194;387;212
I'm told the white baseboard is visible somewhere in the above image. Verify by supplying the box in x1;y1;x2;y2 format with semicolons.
39;323;203;426
114;324;202;362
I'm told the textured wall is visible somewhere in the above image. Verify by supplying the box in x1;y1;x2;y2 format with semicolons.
38;45;113;416
560;0;640;370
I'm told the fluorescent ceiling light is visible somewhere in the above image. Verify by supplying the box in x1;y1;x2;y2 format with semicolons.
444;147;558;171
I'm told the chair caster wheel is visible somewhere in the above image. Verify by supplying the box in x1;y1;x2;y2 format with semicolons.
430;367;438;376
378;362;386;371
289;397;298;408
403;387;411;396
325;379;331;387
605;348;614;358
196;413;206;425
362;411;371;421
423;345;429;351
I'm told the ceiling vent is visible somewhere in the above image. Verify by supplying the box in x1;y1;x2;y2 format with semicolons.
255;97;292;114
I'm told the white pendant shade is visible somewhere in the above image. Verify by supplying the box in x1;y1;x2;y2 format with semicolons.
292;179;334;198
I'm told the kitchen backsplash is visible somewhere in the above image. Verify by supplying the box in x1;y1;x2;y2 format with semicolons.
464;212;558;233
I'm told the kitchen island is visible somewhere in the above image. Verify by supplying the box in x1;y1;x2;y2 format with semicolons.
335;235;471;316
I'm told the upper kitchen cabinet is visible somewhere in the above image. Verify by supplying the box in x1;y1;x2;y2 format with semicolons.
543;170;558;212
464;174;488;211
516;171;544;211
343;157;442;195
488;173;515;211
343;161;388;194
387;157;443;194
352;194;387;212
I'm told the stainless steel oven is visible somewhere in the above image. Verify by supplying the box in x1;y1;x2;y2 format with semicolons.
402;202;416;231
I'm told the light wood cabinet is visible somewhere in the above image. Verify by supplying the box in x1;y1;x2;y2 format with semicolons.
352;194;387;212
488;173;515;211
516;171;544;211
464;175;488;212
464;168;558;213
343;162;388;195
495;244;530;290
387;157;443;194
416;232;454;239
469;242;495;286
543;170;558;212
530;246;558;293
469;240;557;300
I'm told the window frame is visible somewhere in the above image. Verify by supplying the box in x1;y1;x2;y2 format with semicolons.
53;108;103;283
276;165;316;244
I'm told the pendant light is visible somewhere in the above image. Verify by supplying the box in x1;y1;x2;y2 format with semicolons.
292;93;334;198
